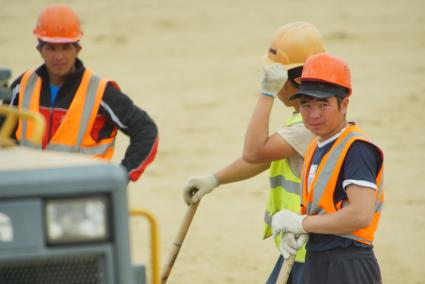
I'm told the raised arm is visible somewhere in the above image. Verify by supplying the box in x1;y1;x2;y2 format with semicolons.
243;94;297;163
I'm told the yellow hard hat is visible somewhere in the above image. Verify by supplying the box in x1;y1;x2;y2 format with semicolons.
264;22;325;69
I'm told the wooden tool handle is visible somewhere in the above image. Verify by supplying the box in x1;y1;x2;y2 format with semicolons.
161;202;199;284
277;255;295;284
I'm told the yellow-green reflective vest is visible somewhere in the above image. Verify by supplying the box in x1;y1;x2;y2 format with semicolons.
263;112;306;263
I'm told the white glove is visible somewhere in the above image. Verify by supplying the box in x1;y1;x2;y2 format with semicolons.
279;233;298;259
183;175;219;205
296;233;309;248
271;209;307;236
259;63;288;97
279;233;310;259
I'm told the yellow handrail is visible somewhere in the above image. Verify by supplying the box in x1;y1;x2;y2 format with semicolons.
0;105;45;148
130;209;160;284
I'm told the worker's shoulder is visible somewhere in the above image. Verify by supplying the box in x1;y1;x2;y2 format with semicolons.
349;140;382;157
102;81;126;97
346;140;383;169
277;122;314;157
277;122;313;144
101;81;135;110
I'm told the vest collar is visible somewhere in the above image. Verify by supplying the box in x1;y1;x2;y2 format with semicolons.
316;121;356;148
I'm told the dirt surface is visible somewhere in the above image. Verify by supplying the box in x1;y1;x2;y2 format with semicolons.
1;0;424;283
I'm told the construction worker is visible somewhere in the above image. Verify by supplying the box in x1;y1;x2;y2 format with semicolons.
270;52;384;283
182;22;325;283
0;4;158;182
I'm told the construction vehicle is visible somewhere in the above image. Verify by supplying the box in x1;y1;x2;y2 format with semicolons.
0;67;11;102
0;68;160;284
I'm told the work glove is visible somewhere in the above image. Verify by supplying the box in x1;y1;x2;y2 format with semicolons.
279;233;310;259
296;233;309;248
279;233;298;259
259;63;288;98
183;175;219;205
271;209;307;236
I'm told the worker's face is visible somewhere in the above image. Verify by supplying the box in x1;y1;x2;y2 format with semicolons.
277;80;298;107
38;42;81;80
300;95;349;141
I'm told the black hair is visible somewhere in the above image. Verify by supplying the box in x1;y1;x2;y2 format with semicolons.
288;66;303;86
37;40;81;49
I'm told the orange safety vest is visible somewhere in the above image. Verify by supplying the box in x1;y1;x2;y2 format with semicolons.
16;69;118;160
300;124;384;245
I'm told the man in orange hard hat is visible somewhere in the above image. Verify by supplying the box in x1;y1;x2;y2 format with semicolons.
1;4;158;182
270;52;384;283
182;22;325;283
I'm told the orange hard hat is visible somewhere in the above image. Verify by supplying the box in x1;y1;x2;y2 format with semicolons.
263;22;325;69
295;52;352;95
33;4;83;43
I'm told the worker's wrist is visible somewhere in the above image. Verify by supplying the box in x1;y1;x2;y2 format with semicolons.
260;91;276;98
211;174;220;187
301;215;309;233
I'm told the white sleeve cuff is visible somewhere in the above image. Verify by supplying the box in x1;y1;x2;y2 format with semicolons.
342;179;377;191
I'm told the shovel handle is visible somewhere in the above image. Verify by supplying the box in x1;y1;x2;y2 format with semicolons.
277;255;295;284
161;202;199;284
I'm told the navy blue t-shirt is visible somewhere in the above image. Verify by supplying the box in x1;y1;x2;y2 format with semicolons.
306;138;382;252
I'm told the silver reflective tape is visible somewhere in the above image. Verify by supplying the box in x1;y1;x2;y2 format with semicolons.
20;72;38;145
20;140;41;150
79;142;114;155
269;175;301;195
46;141;114;155
308;131;365;214
101;100;127;129
375;201;384;213
264;211;272;226
337;233;368;243
76;74;101;148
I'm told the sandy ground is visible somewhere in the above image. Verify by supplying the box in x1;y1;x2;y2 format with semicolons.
1;0;425;283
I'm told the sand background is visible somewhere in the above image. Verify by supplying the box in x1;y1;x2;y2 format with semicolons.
1;0;424;283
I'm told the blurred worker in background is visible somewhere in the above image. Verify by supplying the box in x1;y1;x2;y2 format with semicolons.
0;4;158;182
182;22;325;283
0;67;12;101
271;52;384;283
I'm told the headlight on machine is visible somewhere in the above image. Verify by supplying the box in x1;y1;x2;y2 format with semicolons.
45;196;110;244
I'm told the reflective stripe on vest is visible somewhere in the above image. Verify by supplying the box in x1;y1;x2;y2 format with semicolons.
301;124;384;245
45;141;114;155
269;175;300;194
264;160;301;228
17;70;42;146
16;69;117;159
263;113;306;263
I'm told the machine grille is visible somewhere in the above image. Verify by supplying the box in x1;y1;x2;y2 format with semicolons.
0;256;105;284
